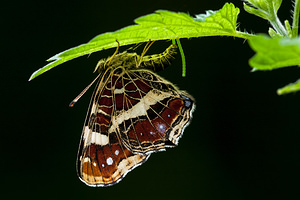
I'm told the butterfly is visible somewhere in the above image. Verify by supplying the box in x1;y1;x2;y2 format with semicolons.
71;43;195;187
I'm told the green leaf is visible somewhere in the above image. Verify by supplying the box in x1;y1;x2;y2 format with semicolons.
29;3;251;81
277;79;300;95
243;3;270;20
285;20;293;38
268;28;283;38
244;0;282;20
249;35;300;70
244;0;287;36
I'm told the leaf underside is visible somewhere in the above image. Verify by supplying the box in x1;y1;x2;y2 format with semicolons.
249;35;300;95
29;3;245;80
249;35;300;71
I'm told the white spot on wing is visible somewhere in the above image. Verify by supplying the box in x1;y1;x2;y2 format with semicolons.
158;124;166;133
83;157;91;163
115;150;119;156
106;157;113;165
89;131;109;145
114;87;125;94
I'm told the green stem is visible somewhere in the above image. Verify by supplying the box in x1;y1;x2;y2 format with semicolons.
270;16;288;37
234;31;255;40
292;0;300;37
175;39;186;77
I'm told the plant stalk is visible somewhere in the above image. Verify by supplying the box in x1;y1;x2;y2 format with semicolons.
292;0;300;37
270;15;288;36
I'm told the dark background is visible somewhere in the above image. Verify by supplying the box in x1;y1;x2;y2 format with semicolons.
2;0;300;199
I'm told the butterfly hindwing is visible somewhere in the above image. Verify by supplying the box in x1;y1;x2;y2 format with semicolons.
112;69;194;154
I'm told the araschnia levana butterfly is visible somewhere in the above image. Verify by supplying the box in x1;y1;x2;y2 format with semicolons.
74;43;195;187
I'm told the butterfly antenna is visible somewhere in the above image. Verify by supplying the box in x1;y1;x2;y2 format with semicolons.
128;42;143;51
138;40;155;66
69;73;101;107
141;40;155;57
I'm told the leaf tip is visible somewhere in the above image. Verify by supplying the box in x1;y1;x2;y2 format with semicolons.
28;71;37;81
250;67;258;72
276;89;283;95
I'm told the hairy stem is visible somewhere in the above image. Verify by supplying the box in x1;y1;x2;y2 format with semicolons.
292;0;300;37
270;15;288;36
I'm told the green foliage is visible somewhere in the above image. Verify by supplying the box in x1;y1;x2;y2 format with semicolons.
244;0;282;20
277;79;300;95
244;0;288;37
249;35;300;94
245;0;300;95
249;35;300;71
29;3;251;81
30;0;300;95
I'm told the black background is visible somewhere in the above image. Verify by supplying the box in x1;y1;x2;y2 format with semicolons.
2;0;300;199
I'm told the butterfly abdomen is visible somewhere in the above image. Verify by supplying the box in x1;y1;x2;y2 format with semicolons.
141;44;177;72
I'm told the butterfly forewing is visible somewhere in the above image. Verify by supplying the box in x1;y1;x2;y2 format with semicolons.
76;44;195;187
77;71;150;187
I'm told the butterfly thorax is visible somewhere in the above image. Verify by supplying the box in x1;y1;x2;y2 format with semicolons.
94;52;139;73
94;44;178;74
